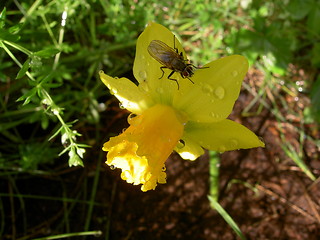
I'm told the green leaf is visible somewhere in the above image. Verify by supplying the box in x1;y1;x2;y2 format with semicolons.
311;43;320;67
287;0;313;20
34;48;60;58
307;2;320;36
0;28;20;42
8;23;23;34
0;7;6;28
41;114;49;130
281;142;316;181
16;58;31;79
16;87;38;105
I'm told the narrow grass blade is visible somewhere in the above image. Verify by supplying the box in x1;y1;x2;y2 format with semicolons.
208;196;247;240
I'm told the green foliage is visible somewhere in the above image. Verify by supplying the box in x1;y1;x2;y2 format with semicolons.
310;76;320;121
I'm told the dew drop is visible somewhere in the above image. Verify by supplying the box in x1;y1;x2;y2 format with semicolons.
231;70;238;77
131;116;142;126
162;166;166;171
201;83;213;94
218;145;226;152
119;102;125;109
156;87;164;94
229;139;238;148
127;113;138;125
139;70;147;81
110;165;115;170
176;139;186;149
214;86;225;100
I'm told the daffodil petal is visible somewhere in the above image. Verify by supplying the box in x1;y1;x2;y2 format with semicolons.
103;104;185;191
185;119;265;152
173;55;249;122
175;136;204;161
99;71;154;114
133;22;190;104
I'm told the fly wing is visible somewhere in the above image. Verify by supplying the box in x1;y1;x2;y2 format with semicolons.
147;40;179;66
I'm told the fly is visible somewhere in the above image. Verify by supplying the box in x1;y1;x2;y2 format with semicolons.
147;36;207;89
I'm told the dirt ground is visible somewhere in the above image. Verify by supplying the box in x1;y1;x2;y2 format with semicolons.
1;68;320;239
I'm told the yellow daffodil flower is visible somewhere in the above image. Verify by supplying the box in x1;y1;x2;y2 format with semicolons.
99;22;264;192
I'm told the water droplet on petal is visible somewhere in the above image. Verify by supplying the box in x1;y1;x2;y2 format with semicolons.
156;87;164;94
139;70;147;81
201;83;213;95
231;70;238;77
127;113;139;125
218;145;226;152
229;139;238;148
162;166;166;171
128;113;137;119
119;102;125;109
110;165;115;170
214;86;225;100
128;113;143;126
176;139;186;149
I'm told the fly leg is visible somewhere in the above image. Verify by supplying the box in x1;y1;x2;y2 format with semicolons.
159;66;167;79
173;35;189;63
167;70;179;90
173;35;178;53
191;64;209;70
186;76;194;84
